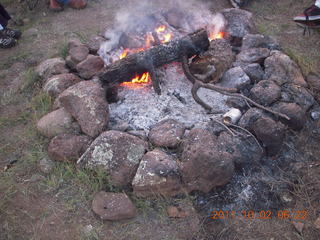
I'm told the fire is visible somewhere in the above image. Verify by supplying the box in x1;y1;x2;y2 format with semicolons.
156;25;166;33
209;31;225;41
120;72;151;88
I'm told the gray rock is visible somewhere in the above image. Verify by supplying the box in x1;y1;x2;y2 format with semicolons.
35;58;69;80
148;119;186;148
48;134;91;162
66;56;77;71
242;63;264;83
250;80;281;106
87;35;106;54
38;157;55;174
179;128;235;193
43;73;82;98
226;97;248;111
264;51;308;87
76;55;104;79
236;48;270;64
281;83;315;111
59;81;109;137
92;192;137;221
78;130;148;187
132;149;183;197
306;73;320;90
238;108;266;131
221;8;257;39
36;108;81;138
242;34;280;50
219;66;251;90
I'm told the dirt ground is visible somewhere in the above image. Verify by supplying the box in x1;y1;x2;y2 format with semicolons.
0;0;320;239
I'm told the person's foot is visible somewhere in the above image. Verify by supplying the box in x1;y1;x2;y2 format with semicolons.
50;0;63;11
229;0;248;8
68;0;87;9
0;35;17;49
294;4;320;27
2;28;22;39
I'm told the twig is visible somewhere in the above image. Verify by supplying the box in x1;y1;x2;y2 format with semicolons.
210;118;237;136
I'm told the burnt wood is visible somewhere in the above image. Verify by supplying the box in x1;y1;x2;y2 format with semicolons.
100;29;210;95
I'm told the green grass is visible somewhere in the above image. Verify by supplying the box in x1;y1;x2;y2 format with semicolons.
0;52;30;70
20;68;40;92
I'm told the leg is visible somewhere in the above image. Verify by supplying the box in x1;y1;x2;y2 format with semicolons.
49;0;63;11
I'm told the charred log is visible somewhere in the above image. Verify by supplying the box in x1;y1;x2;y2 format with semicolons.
100;29;210;95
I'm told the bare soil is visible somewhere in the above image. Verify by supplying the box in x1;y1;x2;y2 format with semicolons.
0;0;320;239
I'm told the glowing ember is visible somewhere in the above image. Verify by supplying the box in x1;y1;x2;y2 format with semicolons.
209;31;225;41
120;72;151;88
156;25;166;33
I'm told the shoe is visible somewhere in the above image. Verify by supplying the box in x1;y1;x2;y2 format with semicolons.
49;0;63;11
68;0;87;9
294;4;320;27
1;28;22;39
229;0;248;8
0;36;17;49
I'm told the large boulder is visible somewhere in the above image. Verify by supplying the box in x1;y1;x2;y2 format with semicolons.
78;130;148;187
241;34;279;50
43;73;82;98
148;119;185;148
76;55;104;79
242;63;264;83
36;108;80;138
35;58;69;80
264;51;307;87
132;149;183;197
179;129;235;193
221;8;257;43
218;66;251;90
69;45;89;63
48;133;91;162
59;81;109;137
250;80;281;106
92;192;137;221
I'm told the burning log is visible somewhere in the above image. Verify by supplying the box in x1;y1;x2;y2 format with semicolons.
100;29;210;95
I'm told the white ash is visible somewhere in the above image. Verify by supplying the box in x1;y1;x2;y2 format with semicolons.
109;64;230;132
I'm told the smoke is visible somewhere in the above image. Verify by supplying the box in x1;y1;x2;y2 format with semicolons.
98;0;226;64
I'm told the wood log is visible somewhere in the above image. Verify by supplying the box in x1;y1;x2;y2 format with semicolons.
100;29;210;95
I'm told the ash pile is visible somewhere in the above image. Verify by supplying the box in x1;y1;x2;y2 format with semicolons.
34;2;319;224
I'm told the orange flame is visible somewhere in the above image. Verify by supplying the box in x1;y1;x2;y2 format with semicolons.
156;25;166;33
209;31;225;41
120;72;151;88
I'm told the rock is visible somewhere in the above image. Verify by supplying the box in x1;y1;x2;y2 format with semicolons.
43;73;82;98
78;130;148;186
69;45;89;63
250;80;281;106
218;131;263;167
264;51;307;87
252;117;285;155
238;108;266;131
281;83;315;111
87;35;106;54
59;81;109;137
242;63;264;83
306;73;320;90
76;55;104;79
67;39;83;50
221;8;257;44
190;39;235;83
166;202;196;218
236;48;270;64
35;58;69;80
38;157;55;174
314;216;320;229
272;102;306;130
132;149;182;197
219;66;251;90
226;97;248;111
310;108;320;121
179;129;235;193
242;34;280;50
119;32;143;49
37;108;81;138
92;192;137;221
292;221;304;234
127;130;148;141
66;56;77;71
109;120;129;132
148;119;185;148
48;134;91;162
